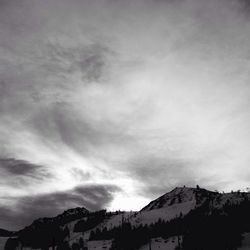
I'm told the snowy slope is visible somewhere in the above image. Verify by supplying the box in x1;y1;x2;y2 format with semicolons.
0;237;8;250
131;200;195;225
142;187;198;211
141;186;220;211
93;187;201;230
87;240;112;250
139;236;182;250
94;212;135;230
132;187;210;226
63;212;134;248
238;233;250;250
63;218;86;247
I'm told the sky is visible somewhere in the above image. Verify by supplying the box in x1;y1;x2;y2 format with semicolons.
1;0;250;230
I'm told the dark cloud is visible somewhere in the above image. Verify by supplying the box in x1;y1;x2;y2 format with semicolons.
0;184;120;231
237;0;250;14
0;158;52;187
42;42;114;85
76;44;113;83
0;158;47;177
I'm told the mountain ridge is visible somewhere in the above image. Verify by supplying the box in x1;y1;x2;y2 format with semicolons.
141;186;250;211
0;228;16;237
3;186;250;250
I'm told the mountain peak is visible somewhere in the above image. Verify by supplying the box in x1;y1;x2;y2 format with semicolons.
22;206;90;232
171;186;195;192
141;186;215;211
60;207;89;217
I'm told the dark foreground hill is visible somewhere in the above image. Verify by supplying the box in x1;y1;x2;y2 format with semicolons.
4;186;250;250
0;229;15;237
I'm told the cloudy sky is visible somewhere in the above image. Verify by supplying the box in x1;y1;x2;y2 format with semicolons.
1;0;250;230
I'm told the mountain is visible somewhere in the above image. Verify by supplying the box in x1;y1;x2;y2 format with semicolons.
141;186;250;211
0;228;15;237
3;207;89;250
125;186;219;227
141;186;217;211
0;229;16;250
4;186;250;250
23;206;90;228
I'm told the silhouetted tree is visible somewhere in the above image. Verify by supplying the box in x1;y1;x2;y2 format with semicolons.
4;238;19;250
72;243;80;250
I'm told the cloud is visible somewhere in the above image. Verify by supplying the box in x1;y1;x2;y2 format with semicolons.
127;156;196;196
0;184;120;230
41;41;115;85
0;158;52;191
0;158;49;177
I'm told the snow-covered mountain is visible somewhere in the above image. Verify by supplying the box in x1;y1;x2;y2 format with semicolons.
4;186;250;250
25;207;90;227
142;186;250;214
141;186;214;211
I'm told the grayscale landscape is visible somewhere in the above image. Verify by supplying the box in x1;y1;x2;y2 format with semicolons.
1;0;250;249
